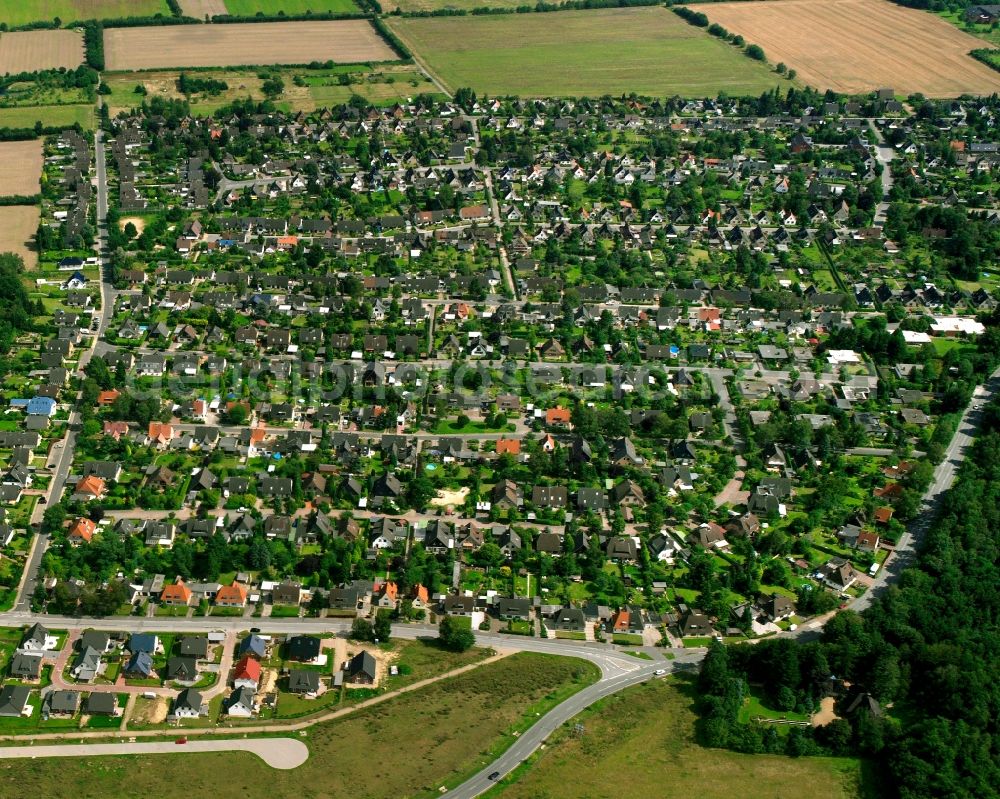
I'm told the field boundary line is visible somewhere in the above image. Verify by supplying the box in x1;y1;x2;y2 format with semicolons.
386;22;453;97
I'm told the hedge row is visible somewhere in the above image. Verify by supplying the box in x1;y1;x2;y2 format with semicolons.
210;11;367;23
971;48;1000;74
82;22;104;71
371;15;413;59
672;7;767;63
397;0;661;17
0;124;81;141
0;194;42;206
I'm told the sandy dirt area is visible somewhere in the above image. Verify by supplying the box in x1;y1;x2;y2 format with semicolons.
430;487;469;507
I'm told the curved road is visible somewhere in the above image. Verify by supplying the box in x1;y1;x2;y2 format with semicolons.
0;737;308;769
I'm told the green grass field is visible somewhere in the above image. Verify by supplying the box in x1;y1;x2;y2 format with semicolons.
0;653;594;798
224;0;360;14
388;0;526;10
0;0;168;27
498;677;871;799
0;104;94;130
389;7;783;97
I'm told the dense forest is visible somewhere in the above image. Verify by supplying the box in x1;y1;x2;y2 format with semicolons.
698;402;1000;798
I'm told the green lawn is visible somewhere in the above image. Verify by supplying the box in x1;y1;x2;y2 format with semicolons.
0;104;95;131
389;7;783;97
497;677;870;799
224;0;359;13
0;0;168;26
738;687;811;724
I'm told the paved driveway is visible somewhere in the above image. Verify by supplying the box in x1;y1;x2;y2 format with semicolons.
0;737;308;769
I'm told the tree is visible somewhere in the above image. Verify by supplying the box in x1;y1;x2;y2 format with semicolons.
373;610;392;642
438;615;475;652
350;618;374;642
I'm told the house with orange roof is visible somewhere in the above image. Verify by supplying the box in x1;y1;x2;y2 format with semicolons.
72;475;106;501
873;507;893;525
215;581;248;608
608;608;630;634
249;424;266;445
495;438;521;456
97;389;120;406
411;583;429;608
539;433;557;452
545;407;571;427
233;655;262;690
375;581;399;609
276;235;299;249
161;579;193;606
68;517;96;545
148;422;174;446
857;530;881;552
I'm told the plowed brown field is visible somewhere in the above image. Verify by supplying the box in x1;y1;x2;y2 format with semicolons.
702;0;1000;97
104;20;396;71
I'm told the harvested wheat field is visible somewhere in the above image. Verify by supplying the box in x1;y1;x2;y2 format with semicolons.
177;0;228;16
104;20;397;70
0;206;40;268
0;141;43;196
703;0;1000;97
0;29;84;74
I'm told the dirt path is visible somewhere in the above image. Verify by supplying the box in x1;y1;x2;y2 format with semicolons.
811;696;838;727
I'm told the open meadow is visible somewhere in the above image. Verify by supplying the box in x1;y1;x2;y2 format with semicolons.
498;677;871;799
0;1;168;27
701;0;1000;97
104;20;397;70
0;141;43;196
389;7;784;97
223;0;361;13
0;206;40;268
0;653;597;798
0;30;83;74
0;104;94;130
387;0;526;10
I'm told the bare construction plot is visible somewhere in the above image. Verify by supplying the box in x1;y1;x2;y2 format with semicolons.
104;20;397;70
701;0;1000;97
0;30;84;74
0;141;43;196
0;206;40;268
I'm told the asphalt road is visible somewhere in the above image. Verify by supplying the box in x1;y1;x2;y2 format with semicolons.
0;737;308;769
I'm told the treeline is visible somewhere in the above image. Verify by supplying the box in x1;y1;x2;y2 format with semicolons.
698;394;1000;796
393;0;662;17
0;66;99;92
371;16;413;60
210;11;367;23
0;195;41;206
970;48;1000;74
82;22;104;71
672;7;769;64
0;254;38;354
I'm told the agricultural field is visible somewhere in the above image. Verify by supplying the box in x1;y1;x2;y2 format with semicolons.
0;104;95;130
701;0;1000;97
0;206;40;268
0;30;83;73
0;141;43;196
388;7;784;97
103;20;398;70
0;653;597;799
223;0;361;14
0;1;168;27
178;0;228;17
104;64;438;116
498;677;872;799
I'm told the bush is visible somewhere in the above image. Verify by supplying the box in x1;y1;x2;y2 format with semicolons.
438;615;475;652
746;44;766;61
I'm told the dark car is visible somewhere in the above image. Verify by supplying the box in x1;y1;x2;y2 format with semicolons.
488;772;500;781
250;627;261;633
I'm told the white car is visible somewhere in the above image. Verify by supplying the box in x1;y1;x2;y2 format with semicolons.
653;669;667;676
